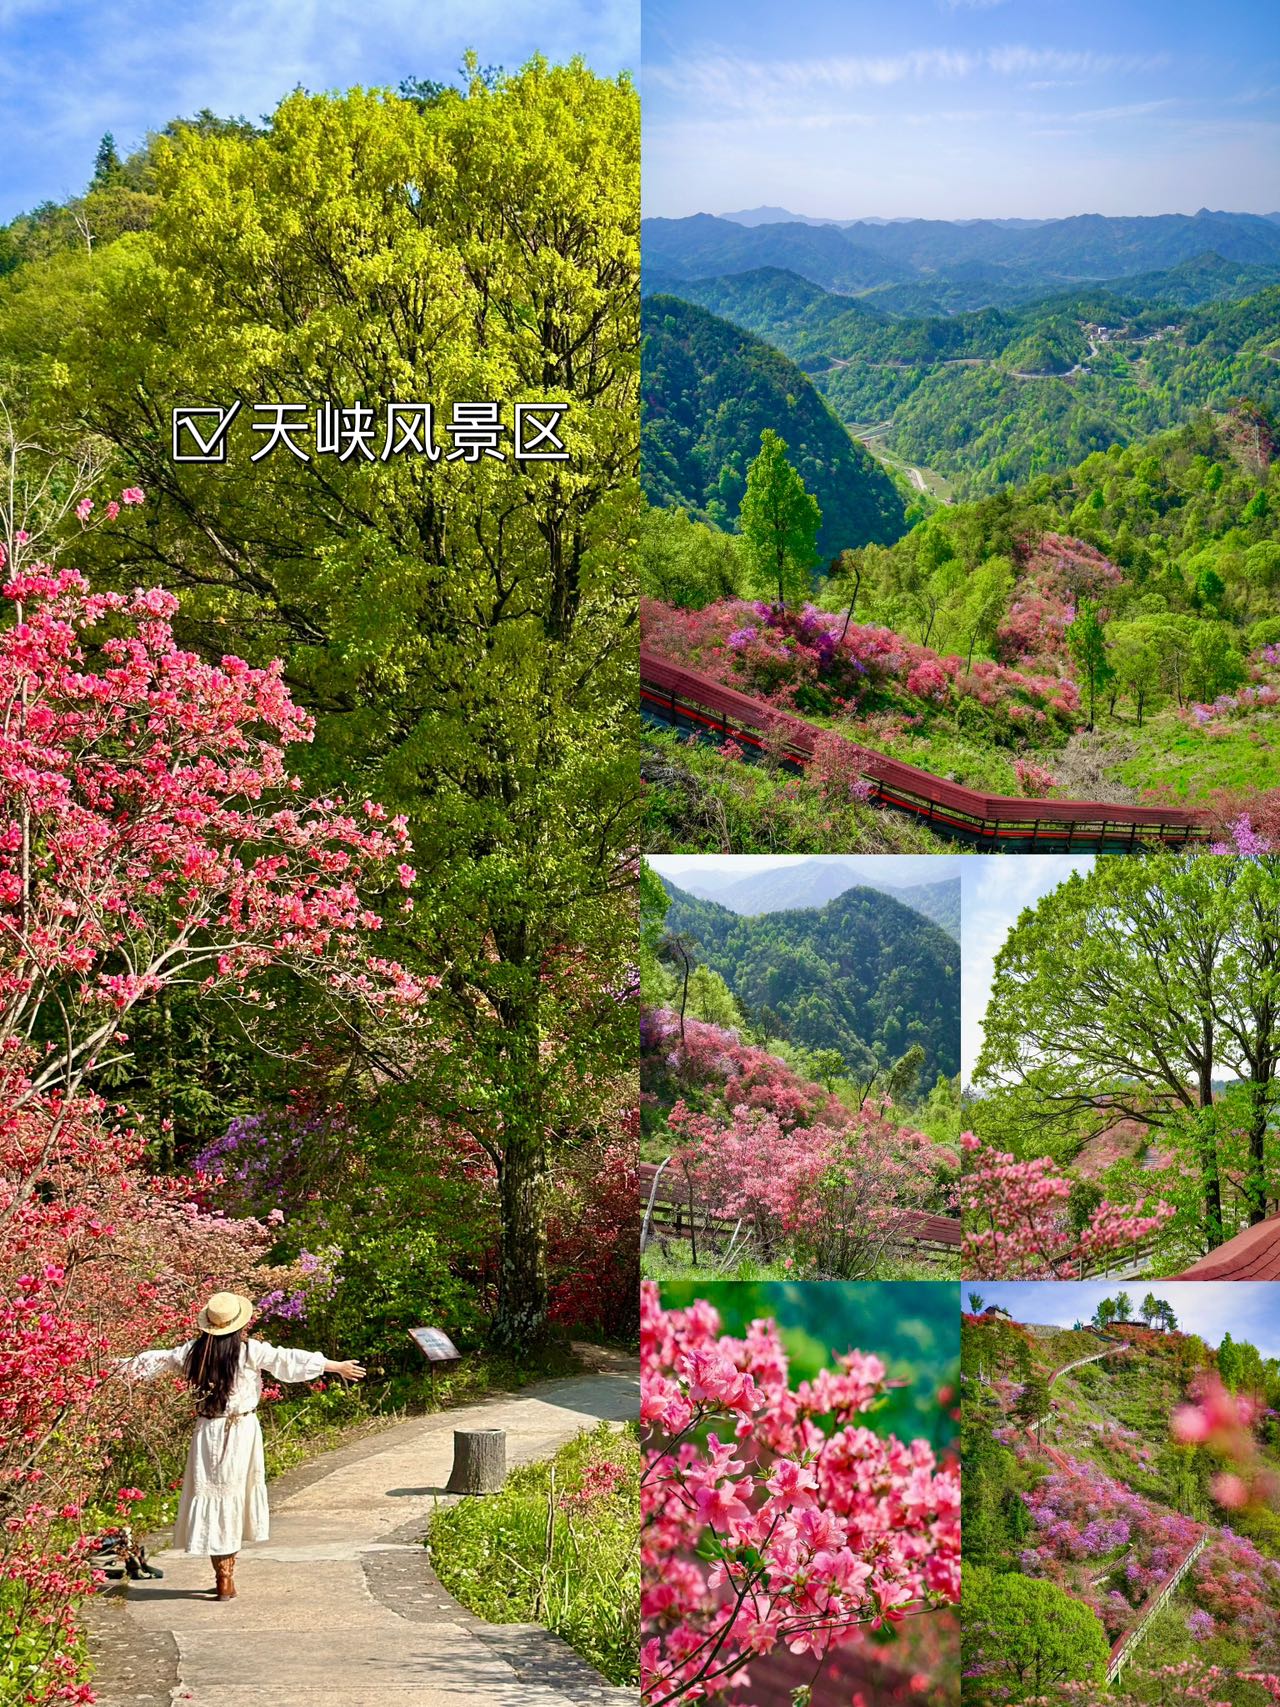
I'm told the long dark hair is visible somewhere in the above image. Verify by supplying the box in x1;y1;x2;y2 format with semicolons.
184;1332;246;1418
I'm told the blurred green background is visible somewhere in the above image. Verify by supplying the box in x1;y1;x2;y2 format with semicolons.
658;1281;959;1452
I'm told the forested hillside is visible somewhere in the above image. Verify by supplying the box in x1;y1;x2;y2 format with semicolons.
662;266;1280;496
641;293;907;555
642;405;1280;826
962;1301;1280;1704
659;878;960;1081
644;209;1280;315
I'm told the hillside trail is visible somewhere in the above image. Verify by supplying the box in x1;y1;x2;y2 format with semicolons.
1022;1334;1132;1469
87;1348;639;1707
1020;1337;1212;1683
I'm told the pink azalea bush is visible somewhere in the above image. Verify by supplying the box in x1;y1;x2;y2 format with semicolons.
665;1097;942;1278
1192;1531;1280;1659
640;1283;960;1705
994;534;1123;672
641;1010;957;1273
1187;645;1280;728
641;1010;858;1133
0;567;425;1115
957;1134;1174;1279
0;564;427;1700
641;597;1080;744
1012;758;1058;798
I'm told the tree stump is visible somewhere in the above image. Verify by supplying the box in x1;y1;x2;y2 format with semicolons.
445;1428;506;1494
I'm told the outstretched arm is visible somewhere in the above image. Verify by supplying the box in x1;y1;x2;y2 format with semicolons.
249;1341;364;1384
115;1346;188;1381
323;1358;366;1381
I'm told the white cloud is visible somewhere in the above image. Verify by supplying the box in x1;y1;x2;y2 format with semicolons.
647;42;1171;122
1;0;637;217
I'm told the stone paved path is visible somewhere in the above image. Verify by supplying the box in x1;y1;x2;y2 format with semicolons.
88;1351;639;1706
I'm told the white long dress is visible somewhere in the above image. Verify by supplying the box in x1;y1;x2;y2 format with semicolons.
122;1338;327;1555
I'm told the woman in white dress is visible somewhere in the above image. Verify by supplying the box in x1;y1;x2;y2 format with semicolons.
121;1291;365;1600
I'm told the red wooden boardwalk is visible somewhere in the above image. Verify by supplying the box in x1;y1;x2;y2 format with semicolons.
1172;1216;1280;1280
641;647;1212;850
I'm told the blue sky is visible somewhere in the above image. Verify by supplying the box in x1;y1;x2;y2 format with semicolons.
650;852;970;889
643;0;1280;218
974;1282;1280;1360
962;855;1091;1083
0;0;637;221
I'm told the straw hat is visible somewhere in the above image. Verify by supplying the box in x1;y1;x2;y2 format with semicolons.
196;1292;254;1337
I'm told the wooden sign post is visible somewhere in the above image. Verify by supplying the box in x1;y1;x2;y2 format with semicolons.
407;1326;462;1404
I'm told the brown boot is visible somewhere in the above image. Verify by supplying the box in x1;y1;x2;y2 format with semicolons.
212;1554;237;1600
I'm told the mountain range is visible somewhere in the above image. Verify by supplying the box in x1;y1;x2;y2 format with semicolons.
643;210;1280;316
648;264;1280;499
659;877;961;1083
671;859;961;940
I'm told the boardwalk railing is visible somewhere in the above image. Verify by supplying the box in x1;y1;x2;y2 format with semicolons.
1107;1533;1209;1682
637;1161;961;1264
641;647;1213;852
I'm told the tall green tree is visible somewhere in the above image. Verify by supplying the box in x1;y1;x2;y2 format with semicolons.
737;428;821;611
1066;596;1114;731
977;857;1280;1250
38;60;640;1351
92;132;123;186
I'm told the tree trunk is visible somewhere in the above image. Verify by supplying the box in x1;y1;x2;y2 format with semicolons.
1246;1079;1270;1227
492;1122;550;1351
1196;1052;1224;1249
837;566;861;643
446;1428;507;1494
490;1013;550;1353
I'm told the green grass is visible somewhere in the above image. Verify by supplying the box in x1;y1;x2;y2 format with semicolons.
1108;710;1280;802
642;727;961;853
427;1422;640;1687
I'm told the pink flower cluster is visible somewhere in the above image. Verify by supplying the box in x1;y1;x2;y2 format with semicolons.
1192;1530;1280;1659
994;534;1123;672
0;567;425;1051
1188;644;1280;728
641;597;1080;741
1012;757;1058;798
957;1133;1174;1279
665;1096;943;1276
1172;1375;1280;1510
640;1283;959;1705
642;1010;854;1132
